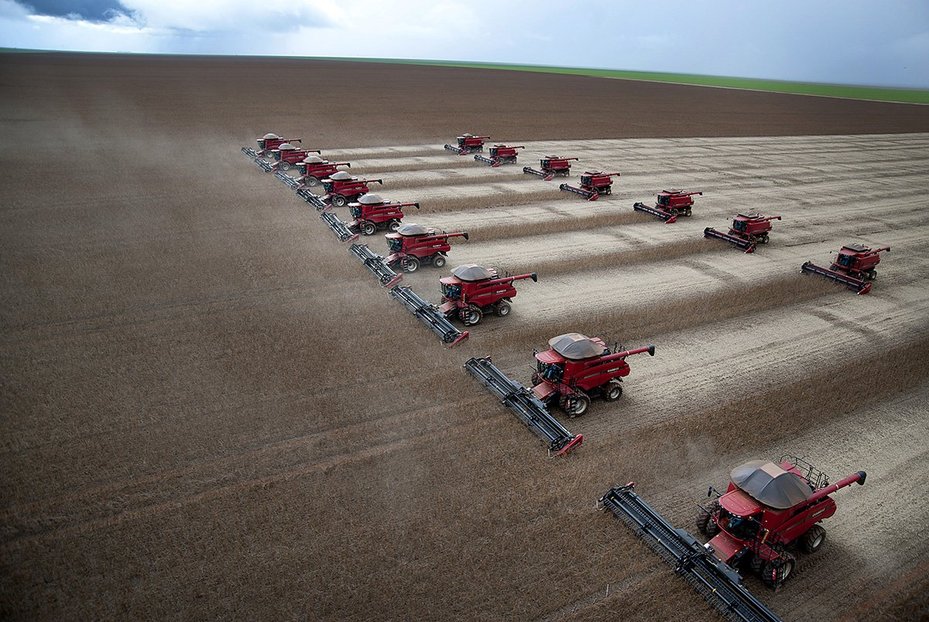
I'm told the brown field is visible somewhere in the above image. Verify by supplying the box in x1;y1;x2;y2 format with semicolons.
2;53;929;621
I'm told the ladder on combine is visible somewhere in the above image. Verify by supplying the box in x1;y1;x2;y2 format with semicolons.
464;357;583;456
599;484;782;622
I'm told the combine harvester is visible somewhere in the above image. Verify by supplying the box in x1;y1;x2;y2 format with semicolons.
601;456;867;621
389;285;469;347
474;144;525;167
444;133;491;155
348;243;402;288
241;132;301;159
439;264;537;326
348;194;420;236
530;333;654;417
559;171;620;201
296;155;351;186
801;243;889;295
385;224;468;273
262;142;322;173
464;356;583;456
523;156;578;181
295;172;383;209
633;189;703;223
705;213;782;253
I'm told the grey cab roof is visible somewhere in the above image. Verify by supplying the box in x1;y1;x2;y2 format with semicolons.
548;333;607;360
730;460;813;510
329;171;353;180
302;155;324;164
277;142;296;150
451;264;495;281
262;133;280;139
358;194;384;205
397;224;433;236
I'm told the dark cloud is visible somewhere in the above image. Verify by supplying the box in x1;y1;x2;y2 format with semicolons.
17;0;136;23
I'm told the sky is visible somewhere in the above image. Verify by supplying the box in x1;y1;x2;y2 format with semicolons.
1;0;928;88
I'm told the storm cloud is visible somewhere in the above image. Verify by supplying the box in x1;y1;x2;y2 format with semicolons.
17;0;135;23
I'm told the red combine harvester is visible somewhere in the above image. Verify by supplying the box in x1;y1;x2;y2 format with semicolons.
385;224;469;273
347;194;420;236
444;133;491;155
439;264;537;326
695;456;867;589
267;143;322;172
523;156;579;181
322;171;383;207
633;189;703;223
531;333;655;417
241;132;302;159
705;213;782;253
474;144;525;167
297;155;351;186
559;171;621;201
801;243;890;295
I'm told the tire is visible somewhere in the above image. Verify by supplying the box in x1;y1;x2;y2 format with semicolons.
388;219;402;232
304;176;320;187
402;256;420;273
761;552;797;589
799;524;826;554
749;554;765;575
495;301;511;317
602;380;623;401
432;255;446;268
560;391;590;417
361;221;376;236
760;233;770;244
280;161;291;171
866;269;877;281
695;500;720;536
684;207;692;217
459;305;482;327
331;194;347;207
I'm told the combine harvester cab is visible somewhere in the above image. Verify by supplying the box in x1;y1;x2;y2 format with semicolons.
705;213;782;253
600;483;783;622
697;455;867;590
444;133;490;155
385;224;468;273
439;264;537;327
531;333;654;417
474;144;525;167
524;156;579;181
348;194;420;236
297;155;351;188
389;285;469;347
801;243;889;295
559;171;620;201
633;189;703;223
464;357;583;456
322;172;383;207
241;132;301;159
267;143;322;173
348;243;402;288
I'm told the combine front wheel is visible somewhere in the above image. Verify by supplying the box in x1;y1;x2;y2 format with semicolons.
695;500;720;536
603;380;623;401
800;525;826;553
460;305;482;326
560;391;590;417
761;552;797;589
402;256;420;273
361;221;376;236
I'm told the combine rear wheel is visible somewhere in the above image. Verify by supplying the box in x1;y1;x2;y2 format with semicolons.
460;305;482;326
603;380;623;401
695;500;720;536
280;162;291;171
761;552;796;589
388;219;402;232
560;391;590;417
304;176;320;187
495;301;511;317
432;255;446;268
331;194;347;207
800;524;826;553
402;256;420;273
361;221;376;236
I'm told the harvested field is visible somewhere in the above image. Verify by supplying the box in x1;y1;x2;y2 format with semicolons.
2;53;929;621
